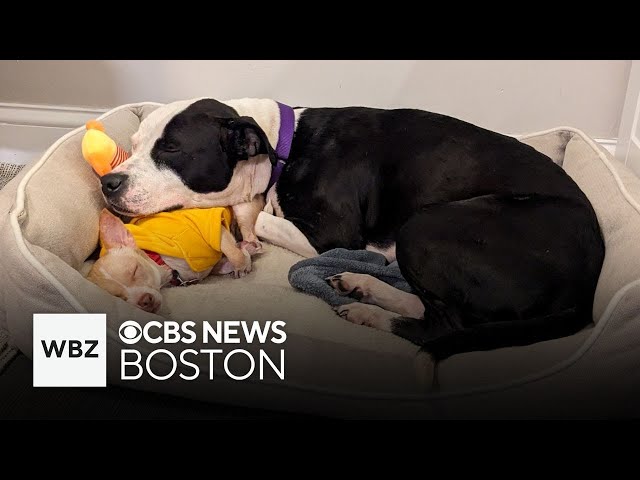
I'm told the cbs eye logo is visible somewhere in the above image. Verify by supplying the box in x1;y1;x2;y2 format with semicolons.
118;321;142;345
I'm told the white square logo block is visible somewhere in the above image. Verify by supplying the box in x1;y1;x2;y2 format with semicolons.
33;313;106;387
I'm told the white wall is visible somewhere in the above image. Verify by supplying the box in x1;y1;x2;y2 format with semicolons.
0;60;631;138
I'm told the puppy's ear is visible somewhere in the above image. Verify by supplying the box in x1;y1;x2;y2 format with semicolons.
223;116;276;165
99;209;136;250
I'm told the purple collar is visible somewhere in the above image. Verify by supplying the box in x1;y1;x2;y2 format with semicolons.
266;102;295;192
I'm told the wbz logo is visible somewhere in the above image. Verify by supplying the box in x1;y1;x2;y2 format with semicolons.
33;314;106;387
41;339;99;358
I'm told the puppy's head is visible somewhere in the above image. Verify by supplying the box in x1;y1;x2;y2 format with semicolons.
87;209;166;313
101;98;272;216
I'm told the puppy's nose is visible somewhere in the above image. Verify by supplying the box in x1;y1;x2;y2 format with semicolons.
101;173;127;195
137;293;155;311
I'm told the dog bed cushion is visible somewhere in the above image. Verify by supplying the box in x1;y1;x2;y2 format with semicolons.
1;103;639;418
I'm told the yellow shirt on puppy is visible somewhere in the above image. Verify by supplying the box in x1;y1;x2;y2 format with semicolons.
100;207;233;272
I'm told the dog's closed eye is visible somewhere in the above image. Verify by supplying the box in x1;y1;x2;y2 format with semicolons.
158;138;180;153
163;144;180;153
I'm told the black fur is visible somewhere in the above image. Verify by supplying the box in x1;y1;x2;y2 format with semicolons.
276;107;604;359
151;99;273;193
140;102;606;360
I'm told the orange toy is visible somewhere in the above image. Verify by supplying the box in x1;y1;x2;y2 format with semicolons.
82;120;131;176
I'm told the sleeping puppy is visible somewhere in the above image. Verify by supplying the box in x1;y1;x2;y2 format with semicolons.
87;209;261;313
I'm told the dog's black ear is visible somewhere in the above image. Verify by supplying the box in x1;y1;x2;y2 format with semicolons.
223;116;276;165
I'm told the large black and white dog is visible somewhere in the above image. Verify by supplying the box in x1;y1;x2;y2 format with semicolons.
101;98;605;361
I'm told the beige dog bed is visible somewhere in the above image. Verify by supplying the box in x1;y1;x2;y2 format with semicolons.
1;102;639;418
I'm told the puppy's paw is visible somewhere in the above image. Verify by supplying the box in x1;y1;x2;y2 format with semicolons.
241;232;259;244
238;240;263;256
334;303;395;332
232;248;252;279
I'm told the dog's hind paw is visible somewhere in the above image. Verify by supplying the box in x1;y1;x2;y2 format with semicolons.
326;272;374;301
333;303;395;332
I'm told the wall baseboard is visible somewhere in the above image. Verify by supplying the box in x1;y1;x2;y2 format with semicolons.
593;138;617;155
0;102;619;156
0;102;107;129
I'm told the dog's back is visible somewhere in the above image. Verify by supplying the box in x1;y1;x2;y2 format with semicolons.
279;107;598;252
278;107;605;357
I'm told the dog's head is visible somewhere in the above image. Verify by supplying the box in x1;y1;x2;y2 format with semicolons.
101;98;273;216
87;209;168;313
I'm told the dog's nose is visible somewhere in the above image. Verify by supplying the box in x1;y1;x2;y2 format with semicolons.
137;293;156;312
101;173;127;195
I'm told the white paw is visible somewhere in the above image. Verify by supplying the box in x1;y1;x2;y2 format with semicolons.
326;272;373;301
334;303;394;332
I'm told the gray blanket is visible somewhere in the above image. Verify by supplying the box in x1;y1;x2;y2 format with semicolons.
288;248;412;307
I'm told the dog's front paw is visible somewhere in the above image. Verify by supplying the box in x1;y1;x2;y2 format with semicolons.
232;248;252;279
